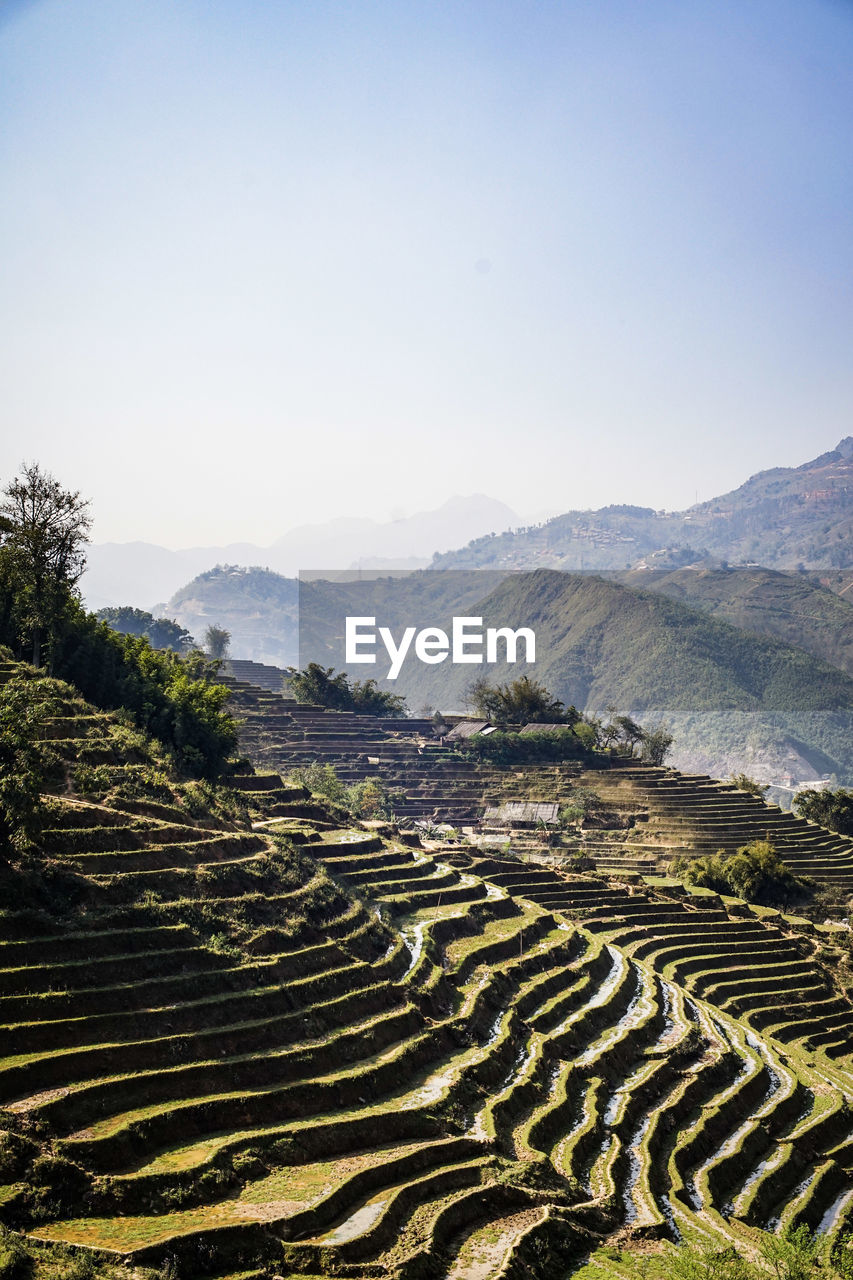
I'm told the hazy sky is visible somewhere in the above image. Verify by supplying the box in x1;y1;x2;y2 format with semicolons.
2;0;852;547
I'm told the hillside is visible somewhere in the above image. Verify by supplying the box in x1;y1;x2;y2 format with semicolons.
220;671;853;893
612;567;853;677
4;658;853;1278
299;569;853;786
433;438;853;572
164;565;300;667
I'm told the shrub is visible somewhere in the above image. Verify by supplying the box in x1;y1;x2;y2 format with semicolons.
455;728;588;765
731;773;770;798
287;764;398;819
0;1229;30;1280
466;675;579;727
0;678;55;856
53;609;237;778
285;663;407;717
673;839;806;905
670;1242;754;1280
640;724;674;766
346;776;396;819
288;763;349;808
559;788;602;825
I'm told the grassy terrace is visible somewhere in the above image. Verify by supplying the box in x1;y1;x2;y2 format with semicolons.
2;665;853;1278
459;853;853;1061
583;766;853;889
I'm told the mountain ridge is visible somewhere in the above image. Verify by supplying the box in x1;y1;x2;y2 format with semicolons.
81;493;519;611
433;438;853;572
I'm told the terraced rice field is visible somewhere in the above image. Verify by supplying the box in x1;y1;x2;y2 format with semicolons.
3;661;853;1278
585;766;853;892
222;670;853;893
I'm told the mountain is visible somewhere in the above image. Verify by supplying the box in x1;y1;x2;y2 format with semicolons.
268;494;519;568
432;438;853;572
299;568;853;786
80;494;518;611
611;566;853;677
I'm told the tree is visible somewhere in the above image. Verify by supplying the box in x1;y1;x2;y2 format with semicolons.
613;714;646;754
641;725;674;766
466;675;578;727
794;787;853;836
204;625;231;660
97;606;194;652
285;663;407;717
0;464;92;667
674;839;805;906
52;606;237;778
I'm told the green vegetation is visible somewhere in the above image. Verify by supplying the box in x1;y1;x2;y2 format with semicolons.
0;463;92;670
453;725;590;765
731;773;770;798
0;467;238;780
673;839;807;906
2;478;853;1279
0;674;55;856
455;682;668;766
53;614;237;777
639;722;675;765
616;566;853;678
466;674;579;726
557;787;603;825
668;1226;853;1280
203;625;231;660
794;787;853;835
286;662;408;717
95;607;194;652
287;762;399;819
164;563;299;669
381;568;853;782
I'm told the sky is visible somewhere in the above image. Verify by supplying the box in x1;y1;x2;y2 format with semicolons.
1;0;852;548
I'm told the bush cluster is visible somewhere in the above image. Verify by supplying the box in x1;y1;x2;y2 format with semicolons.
672;839;807;906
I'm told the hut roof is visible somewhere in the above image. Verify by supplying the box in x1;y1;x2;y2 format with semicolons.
444;719;491;741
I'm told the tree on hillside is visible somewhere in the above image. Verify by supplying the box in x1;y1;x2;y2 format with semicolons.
0;677;54;856
97;606;194;652
731;773;770;798
0;464;92;667
793;787;853;835
641;725;674;766
285;663;407;717
612;714;646;754
466;675;578;727
204;625;231;660
674;839;806;906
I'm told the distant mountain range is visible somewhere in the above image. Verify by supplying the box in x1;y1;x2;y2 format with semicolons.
80;494;519;612
433;438;853;572
92;437;853;788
